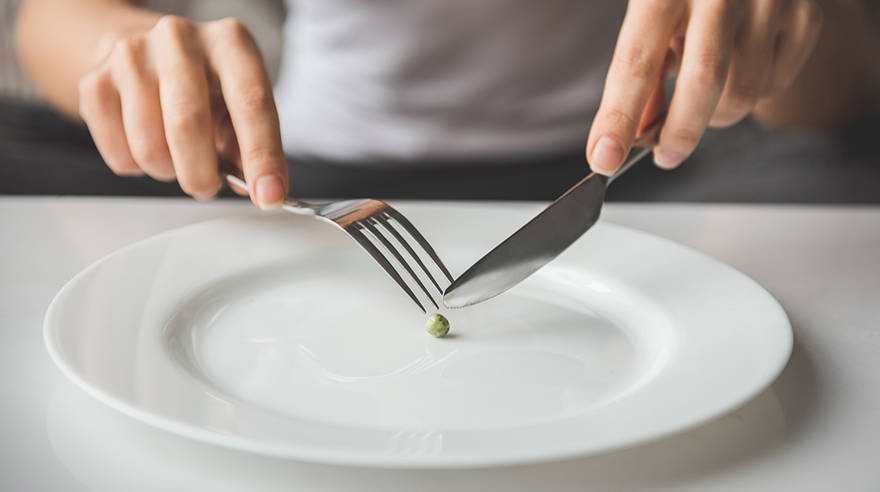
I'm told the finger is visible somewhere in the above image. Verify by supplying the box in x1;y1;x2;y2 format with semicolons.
110;36;176;181
711;0;780;128
210;89;242;171
213;105;249;196
764;0;823;97
78;70;143;177
586;1;684;175
639;49;677;133
151;16;221;199
655;1;741;169
201;18;288;210
667;35;685;75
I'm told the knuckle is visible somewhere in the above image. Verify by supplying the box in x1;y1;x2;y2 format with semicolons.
664;126;702;150
600;108;638;132
690;52;728;88
166;104;208;135
152;15;204;62
242;144;278;167
154;15;193;40
153;15;202;57
110;36;147;71
215;17;252;43
113;36;143;60
238;86;272;112
612;46;661;81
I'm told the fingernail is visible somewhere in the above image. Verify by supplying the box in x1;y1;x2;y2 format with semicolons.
255;175;284;211
654;148;685;169
590;137;624;176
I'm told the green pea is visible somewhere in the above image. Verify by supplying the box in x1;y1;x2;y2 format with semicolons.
425;313;450;338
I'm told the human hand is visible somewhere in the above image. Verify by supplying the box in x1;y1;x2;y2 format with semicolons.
586;0;823;175
78;15;288;208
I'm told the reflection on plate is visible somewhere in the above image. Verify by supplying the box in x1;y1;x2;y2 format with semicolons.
44;205;792;468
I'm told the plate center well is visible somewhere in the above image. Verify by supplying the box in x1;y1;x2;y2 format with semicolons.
165;252;673;432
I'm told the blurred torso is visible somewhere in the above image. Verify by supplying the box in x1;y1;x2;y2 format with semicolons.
275;0;625;162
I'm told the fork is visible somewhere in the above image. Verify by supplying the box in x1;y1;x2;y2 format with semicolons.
220;163;454;313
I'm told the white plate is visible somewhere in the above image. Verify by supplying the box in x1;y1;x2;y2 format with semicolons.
44;204;792;468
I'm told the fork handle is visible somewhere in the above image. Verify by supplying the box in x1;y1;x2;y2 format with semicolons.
218;157;319;215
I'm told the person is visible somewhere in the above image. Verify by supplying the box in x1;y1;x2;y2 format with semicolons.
13;0;879;207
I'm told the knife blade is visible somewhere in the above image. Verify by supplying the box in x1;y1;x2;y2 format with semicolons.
443;119;663;308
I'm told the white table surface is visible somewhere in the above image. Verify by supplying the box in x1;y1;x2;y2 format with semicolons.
1;196;878;491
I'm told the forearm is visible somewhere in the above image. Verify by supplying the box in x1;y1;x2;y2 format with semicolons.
15;0;161;118
752;0;880;130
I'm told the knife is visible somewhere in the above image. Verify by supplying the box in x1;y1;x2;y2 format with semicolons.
443;118;664;308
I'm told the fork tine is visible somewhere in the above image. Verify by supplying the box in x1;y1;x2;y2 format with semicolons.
374;215;444;295
346;225;427;313
363;219;439;310
384;210;455;283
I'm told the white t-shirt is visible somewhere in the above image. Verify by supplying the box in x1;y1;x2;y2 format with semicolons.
274;0;626;163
